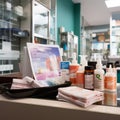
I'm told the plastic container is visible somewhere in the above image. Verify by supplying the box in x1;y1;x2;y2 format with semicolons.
76;66;84;87
94;58;105;91
69;53;79;84
104;65;117;92
60;61;70;82
76;55;87;87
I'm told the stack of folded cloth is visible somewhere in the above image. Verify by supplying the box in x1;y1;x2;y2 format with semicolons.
57;86;104;107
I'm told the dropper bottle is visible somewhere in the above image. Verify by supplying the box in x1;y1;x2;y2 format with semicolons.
94;58;105;91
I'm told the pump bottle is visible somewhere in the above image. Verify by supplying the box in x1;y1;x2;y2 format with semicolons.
69;53;79;84
94;58;105;91
76;55;87;87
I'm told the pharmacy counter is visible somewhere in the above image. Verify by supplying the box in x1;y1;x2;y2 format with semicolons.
0;95;120;120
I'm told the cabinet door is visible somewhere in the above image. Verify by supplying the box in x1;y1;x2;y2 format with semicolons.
110;13;120;56
0;0;27;74
32;0;50;44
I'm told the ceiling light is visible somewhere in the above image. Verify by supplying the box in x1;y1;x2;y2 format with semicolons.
105;0;120;8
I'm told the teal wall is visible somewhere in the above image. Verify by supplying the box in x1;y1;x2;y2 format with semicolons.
56;0;81;63
57;0;74;45
74;3;81;63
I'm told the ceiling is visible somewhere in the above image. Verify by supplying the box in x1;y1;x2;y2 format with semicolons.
72;0;120;26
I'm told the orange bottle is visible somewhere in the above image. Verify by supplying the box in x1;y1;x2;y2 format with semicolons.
76;66;84;88
69;53;79;84
104;65;117;92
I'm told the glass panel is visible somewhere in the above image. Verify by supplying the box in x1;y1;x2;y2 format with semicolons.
33;1;49;38
0;0;27;74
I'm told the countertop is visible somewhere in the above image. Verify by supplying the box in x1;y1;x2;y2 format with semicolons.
0;95;120;120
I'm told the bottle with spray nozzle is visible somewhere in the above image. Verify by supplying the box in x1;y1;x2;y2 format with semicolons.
76;55;87;87
69;52;79;84
94;58;105;91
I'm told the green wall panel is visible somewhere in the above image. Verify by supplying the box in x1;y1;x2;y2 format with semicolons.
74;3;81;63
57;0;74;45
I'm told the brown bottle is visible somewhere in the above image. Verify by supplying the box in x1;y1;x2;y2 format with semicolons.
84;66;94;90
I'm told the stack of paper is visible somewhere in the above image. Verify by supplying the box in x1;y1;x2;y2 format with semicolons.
57;86;104;107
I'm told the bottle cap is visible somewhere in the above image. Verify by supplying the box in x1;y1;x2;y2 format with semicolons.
108;64;113;73
85;66;94;70
96;58;103;69
107;62;114;68
88;61;97;69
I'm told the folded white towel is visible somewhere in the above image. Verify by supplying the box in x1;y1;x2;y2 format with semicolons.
57;86;104;107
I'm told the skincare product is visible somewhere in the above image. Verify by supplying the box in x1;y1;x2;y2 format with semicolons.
84;66;94;90
69;53;79;84
94;58;105;91
104;65;117;92
76;55;87;87
60;61;70;81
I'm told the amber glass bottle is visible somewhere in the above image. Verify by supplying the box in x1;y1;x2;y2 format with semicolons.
84;66;94;90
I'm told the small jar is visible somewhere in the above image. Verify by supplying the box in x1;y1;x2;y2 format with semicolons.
84;66;94;90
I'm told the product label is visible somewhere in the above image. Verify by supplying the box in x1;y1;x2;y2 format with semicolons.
69;65;79;84
76;72;84;87
94;73;104;91
60;61;70;69
60;69;69;81
85;74;94;89
104;76;116;91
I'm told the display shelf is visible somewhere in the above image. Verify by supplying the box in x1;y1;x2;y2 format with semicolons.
60;32;78;61
0;0;28;74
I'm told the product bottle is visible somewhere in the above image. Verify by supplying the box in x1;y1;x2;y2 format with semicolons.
84;66;94;90
6;0;12;11
104;91;117;106
104;65;117;92
76;66;84;88
69;53;79;84
94;58;105;91
76;55;87;87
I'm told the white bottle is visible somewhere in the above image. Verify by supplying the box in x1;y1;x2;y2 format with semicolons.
94;58;105;91
104;65;117;92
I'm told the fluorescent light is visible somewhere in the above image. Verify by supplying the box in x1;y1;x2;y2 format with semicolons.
105;0;120;8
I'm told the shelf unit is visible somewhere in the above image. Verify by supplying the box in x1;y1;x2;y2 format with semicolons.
60;32;78;61
0;0;28;74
